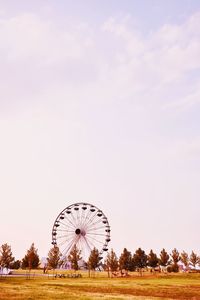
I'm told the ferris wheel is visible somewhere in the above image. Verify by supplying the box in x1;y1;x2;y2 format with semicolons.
52;202;111;261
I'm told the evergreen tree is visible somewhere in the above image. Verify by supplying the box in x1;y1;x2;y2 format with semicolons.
105;249;118;273
119;248;133;271
68;245;82;271
88;248;100;270
0;243;14;268
180;251;189;269
170;248;180;272
47;246;62;270
147;249;159;269
159;248;170;267
21;243;40;270
133;248;147;270
190;251;199;268
171;248;180;264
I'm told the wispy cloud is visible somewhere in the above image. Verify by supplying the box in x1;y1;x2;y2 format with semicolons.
1;11;200;114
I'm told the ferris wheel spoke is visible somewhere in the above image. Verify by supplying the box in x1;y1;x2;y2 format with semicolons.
83;236;97;251
59;214;75;229
57;231;75;238
69;209;80;228
85;235;105;245
58;224;75;232
86;232;107;237
87;225;109;231
58;219;75;230
56;234;71;239
57;237;75;246
82;236;92;253
62;235;79;257
67;237;78;253
57;238;70;248
56;229;75;233
80;207;94;228
56;226;74;231
61;216;77;229
56;232;75;239
80;205;87;226
78;207;86;228
83;210;99;228
85;218;104;230
76;210;81;227
77;238;85;258
77;207;82;227
79;215;88;230
76;237;81;251
87;220;106;234
78;239;86;258
61;220;76;231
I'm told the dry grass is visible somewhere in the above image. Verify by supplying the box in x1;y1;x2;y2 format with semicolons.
1;272;200;299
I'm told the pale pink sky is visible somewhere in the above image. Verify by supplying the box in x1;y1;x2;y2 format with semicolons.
0;0;200;260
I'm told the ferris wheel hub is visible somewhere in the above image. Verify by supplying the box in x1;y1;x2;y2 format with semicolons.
75;228;81;235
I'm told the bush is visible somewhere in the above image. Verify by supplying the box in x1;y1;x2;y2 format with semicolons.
167;264;179;273
11;260;21;269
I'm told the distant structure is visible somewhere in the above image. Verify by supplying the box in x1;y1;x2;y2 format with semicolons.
0;267;11;275
51;202;111;265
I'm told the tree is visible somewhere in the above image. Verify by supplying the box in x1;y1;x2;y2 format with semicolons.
10;260;21;269
170;248;180;272
171;248;180;264
180;251;189;269
88;248;100;271
47;246;62;270
68;245;82;271
159;249;170;267
119;248;133;272
147;249;159;270
190;251;199;268
133;248;147;273
21;243;40;270
105;249;118;276
0;243;14;268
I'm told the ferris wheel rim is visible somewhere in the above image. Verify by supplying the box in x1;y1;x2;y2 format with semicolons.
51;202;111;261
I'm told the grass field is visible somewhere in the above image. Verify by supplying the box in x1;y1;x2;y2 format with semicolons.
1;271;200;299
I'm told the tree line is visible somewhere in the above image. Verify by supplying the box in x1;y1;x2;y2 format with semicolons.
0;243;200;274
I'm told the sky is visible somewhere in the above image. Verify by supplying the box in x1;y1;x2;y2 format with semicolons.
0;0;200;260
